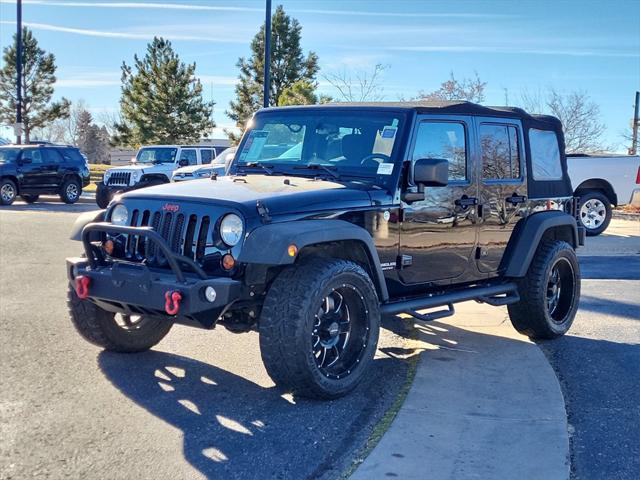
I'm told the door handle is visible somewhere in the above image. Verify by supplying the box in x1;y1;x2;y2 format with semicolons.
455;196;478;208
506;194;527;205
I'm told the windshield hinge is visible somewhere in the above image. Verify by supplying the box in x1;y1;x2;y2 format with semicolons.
256;200;271;223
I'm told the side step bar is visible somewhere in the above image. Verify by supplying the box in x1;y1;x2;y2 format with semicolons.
381;282;520;319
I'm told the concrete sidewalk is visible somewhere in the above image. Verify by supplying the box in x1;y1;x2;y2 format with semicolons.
352;302;569;480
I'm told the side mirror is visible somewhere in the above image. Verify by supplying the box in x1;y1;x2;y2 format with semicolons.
402;158;449;203
178;159;189;167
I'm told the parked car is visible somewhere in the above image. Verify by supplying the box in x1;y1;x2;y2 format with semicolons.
567;153;640;235
172;147;236;182
0;144;90;205
67;101;583;400
96;144;227;208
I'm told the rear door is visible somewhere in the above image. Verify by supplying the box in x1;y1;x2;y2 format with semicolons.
399;115;479;285
41;148;63;187
475;118;527;274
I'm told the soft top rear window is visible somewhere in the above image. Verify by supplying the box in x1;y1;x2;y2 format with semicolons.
529;129;562;180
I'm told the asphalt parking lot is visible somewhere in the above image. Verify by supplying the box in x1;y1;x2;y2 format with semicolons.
1;201;638;480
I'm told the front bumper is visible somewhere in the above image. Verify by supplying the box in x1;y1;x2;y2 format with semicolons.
67;222;243;328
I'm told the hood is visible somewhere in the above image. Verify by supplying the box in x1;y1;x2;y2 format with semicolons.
121;174;373;217
107;164;148;173
173;164;224;175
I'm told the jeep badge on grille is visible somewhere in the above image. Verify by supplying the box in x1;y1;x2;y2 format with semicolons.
162;203;180;212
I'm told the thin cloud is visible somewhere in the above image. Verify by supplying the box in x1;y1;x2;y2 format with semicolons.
1;0;517;18
390;45;639;58
0;20;246;43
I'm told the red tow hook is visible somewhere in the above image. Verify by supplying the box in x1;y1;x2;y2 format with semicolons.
75;275;91;299
164;291;182;315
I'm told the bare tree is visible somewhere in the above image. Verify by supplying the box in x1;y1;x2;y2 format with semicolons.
323;63;387;102
415;72;487;104
521;89;608;153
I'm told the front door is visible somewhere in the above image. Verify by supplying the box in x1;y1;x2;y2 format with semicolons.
475;118;527;274
18;148;47;190
399;116;478;286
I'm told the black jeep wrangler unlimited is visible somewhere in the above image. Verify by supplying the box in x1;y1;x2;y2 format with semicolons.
0;143;90;205
66;102;584;399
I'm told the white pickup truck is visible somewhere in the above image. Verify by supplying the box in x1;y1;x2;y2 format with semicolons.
568;154;640;235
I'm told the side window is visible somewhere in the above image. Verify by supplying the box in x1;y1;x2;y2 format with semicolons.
179;149;198;165
61;148;85;163
200;149;213;164
412;121;467;181
22;149;44;164
480;123;521;180
44;149;63;164
529;129;562;180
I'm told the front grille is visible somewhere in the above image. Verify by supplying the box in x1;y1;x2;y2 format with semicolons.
124;207;212;268
107;172;131;186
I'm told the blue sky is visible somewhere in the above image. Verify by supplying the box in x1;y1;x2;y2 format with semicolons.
0;0;639;150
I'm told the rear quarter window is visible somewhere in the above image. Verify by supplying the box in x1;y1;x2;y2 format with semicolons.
529;129;562;180
61;148;86;163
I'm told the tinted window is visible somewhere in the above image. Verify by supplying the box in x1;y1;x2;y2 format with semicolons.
180;149;198;165
0;148;20;163
61;148;85;163
22;149;44;164
200;149;213;164
480;124;521;180
529;129;562;180
412;121;467;181
44;149;63;164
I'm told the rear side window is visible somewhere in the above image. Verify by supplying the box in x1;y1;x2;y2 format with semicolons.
200;149;213;164
480;124;521;180
412;121;467;181
44;149;63;163
529;129;562;180
60;148;85;163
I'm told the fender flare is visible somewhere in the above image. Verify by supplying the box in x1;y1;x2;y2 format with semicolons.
502;211;578;277
238;219;389;301
70;210;105;241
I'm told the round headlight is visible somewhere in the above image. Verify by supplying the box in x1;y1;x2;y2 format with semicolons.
111;204;129;226
220;213;243;246
131;170;141;183
103;171;111;183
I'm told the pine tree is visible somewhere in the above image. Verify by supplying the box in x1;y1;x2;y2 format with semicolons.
227;5;319;139
0;28;70;142
113;37;214;147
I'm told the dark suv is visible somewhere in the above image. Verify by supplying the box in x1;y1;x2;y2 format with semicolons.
0;144;90;205
66;101;584;399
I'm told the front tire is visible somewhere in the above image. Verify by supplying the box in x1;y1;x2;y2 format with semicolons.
578;191;612;236
67;285;172;352
96;182;112;209
60;178;81;204
508;241;580;339
259;258;380;399
0;178;17;205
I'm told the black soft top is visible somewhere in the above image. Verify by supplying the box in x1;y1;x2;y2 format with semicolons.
263;101;572;199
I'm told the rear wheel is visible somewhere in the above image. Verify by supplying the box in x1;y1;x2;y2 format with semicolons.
0;179;17;205
67;285;172;352
508;240;580;339
20;194;39;204
60;178;81;204
259;258;380;399
578;191;611;236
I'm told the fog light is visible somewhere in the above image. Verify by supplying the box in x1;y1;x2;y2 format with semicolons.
287;244;298;257
221;254;235;270
204;286;217;303
103;239;114;255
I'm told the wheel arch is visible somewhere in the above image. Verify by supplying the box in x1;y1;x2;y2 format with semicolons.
238;220;389;301
574;178;617;206
502;211;579;278
62;172;82;185
140;173;170;184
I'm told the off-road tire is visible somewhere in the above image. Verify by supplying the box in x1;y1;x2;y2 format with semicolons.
0;178;17;205
578;190;612;236
508;240;580;339
60;178;81;204
259;257;380;399
67;285;172;352
20;194;39;204
96;183;112;209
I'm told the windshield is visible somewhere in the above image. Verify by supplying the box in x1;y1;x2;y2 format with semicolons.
0;148;19;164
136;147;177;164
234;110;406;187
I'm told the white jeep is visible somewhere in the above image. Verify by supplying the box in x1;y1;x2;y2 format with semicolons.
96;145;226;208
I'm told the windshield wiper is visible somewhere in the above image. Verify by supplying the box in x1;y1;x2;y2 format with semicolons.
293;164;340;179
239;162;275;175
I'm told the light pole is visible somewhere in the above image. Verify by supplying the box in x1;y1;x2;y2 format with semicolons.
16;0;23;144
263;0;272;108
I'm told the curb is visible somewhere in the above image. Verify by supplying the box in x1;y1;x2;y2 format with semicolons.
351;302;570;480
